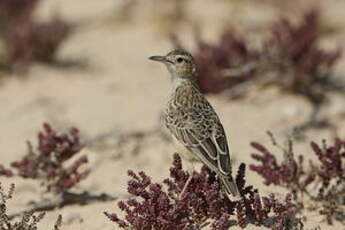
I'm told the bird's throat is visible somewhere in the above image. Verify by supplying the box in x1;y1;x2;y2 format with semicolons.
171;75;198;91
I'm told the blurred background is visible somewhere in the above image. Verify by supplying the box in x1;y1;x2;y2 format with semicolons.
0;0;344;229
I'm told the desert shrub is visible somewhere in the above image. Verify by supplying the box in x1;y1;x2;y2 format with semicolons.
172;9;343;104
0;123;90;194
0;183;62;230
0;0;71;73
250;132;345;225
30;16;70;63
105;153;301;230
262;9;342;105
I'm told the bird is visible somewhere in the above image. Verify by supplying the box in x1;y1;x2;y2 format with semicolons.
149;49;240;199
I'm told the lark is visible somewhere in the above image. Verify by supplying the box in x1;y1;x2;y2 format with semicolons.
149;49;240;198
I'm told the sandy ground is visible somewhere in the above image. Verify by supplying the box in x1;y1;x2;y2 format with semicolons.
0;0;345;229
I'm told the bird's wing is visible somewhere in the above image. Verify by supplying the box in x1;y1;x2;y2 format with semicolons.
166;104;232;177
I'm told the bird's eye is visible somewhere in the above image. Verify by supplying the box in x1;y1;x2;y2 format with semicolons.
176;57;184;63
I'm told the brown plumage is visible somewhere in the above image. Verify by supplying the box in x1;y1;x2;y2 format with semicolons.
149;50;240;198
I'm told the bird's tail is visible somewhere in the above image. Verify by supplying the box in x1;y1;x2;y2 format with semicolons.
220;175;241;200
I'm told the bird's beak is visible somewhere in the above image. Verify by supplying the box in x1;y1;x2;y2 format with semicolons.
149;55;166;63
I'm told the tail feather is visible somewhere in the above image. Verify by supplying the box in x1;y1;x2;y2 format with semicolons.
220;176;241;200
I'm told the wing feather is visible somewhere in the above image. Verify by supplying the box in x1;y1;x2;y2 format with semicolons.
168;112;232;177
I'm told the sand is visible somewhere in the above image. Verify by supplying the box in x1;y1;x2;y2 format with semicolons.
0;0;344;229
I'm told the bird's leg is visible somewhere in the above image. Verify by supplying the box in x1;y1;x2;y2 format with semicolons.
180;174;192;198
179;162;194;199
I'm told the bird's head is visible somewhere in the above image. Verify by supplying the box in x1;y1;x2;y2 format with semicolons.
149;50;197;79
